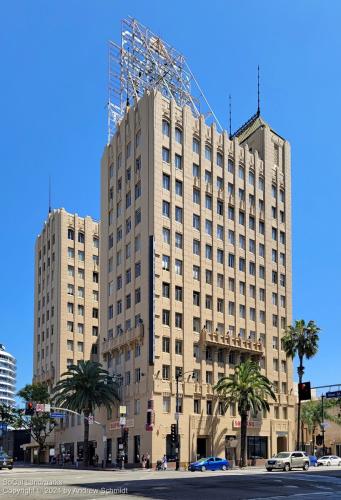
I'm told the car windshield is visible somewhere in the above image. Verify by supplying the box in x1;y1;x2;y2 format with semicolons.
274;453;290;458
320;456;330;460
195;458;207;463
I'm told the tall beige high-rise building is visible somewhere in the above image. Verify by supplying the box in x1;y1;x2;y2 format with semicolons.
33;208;100;387
100;88;295;466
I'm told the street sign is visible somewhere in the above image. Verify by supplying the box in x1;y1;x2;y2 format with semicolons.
119;406;127;415
119;417;126;426
326;390;341;399
44;404;51;413
50;412;64;418
35;404;45;412
0;423;7;432
321;422;330;429
88;415;94;425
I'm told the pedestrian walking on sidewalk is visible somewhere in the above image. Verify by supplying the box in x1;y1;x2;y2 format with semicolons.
146;452;151;470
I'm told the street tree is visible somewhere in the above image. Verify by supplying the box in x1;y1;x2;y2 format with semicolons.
282;319;320;449
214;359;276;467
52;360;121;467
16;382;56;463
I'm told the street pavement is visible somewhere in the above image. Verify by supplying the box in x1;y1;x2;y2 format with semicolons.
0;465;341;499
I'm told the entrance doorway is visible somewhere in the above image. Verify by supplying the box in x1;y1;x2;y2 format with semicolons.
277;436;287;453
197;438;207;459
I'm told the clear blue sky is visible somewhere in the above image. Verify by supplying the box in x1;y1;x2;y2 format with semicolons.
1;0;340;394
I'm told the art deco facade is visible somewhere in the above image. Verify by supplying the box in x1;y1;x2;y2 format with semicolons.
32;208;101;462
100;90;295;465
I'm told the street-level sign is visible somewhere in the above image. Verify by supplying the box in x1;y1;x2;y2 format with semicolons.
0;423;8;431
44;404;51;413
88;415;94;424
326;390;341;399
50;412;64;418
119;406;127;415
119;417;126;426
321;422;329;429
35;403;45;412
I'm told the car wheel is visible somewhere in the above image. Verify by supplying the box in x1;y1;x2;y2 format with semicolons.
266;468;273;472
327;461;331;466
283;463;291;472
221;465;227;471
303;463;309;471
201;466;206;472
338;462;341;466
8;467;13;470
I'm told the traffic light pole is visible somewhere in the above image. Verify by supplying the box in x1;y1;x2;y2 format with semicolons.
175;374;180;471
321;394;326;456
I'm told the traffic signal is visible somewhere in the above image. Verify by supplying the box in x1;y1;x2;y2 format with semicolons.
171;424;176;443
298;382;311;401
316;434;323;446
25;402;35;416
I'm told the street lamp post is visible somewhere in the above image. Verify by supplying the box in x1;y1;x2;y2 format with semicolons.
175;370;194;471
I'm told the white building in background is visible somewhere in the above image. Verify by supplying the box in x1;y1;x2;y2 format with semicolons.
0;345;16;406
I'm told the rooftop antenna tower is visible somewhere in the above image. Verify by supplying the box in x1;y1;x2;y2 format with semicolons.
229;94;232;138
107;17;222;143
48;175;52;214
257;64;260;115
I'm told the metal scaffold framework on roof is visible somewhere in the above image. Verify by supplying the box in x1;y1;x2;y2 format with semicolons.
108;17;222;142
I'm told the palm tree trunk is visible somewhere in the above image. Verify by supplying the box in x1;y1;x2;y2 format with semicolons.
240;411;248;467
83;410;90;467
297;356;304;449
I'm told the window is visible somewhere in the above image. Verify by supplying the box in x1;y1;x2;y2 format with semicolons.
193;291;200;306
126;268;131;283
193;188;200;204
162;200;170;218
67;302;74;314
239;211;245;225
175;232;183;249
259;243;265;257
205;170;212;184
67;284;74;295
194;399;200;414
135;261;141;278
175;179;183;196
228;230;235;245
205;219;212;236
175;339;182;355
228;159;234;173
239;234;245;249
259;221;265;235
162;309;170;326
193;239;200;255
78;286;84;298
205;244;212;260
280;189;285;202
162;282;170;298
259;310;265;323
217;176;223;190
217;225;224;240
193;138;200;153
272;227;277;240
280;274;286;287
239;304;245;318
68;228;74;240
239;165;245;180
193;317;201;333
273;358;279;371
272;249;277;262
67;321;74;332
239;258;245;272
205;295;212;310
206;371;213;384
92;326;98;337
175;286;183;301
162;255;170;271
135;208;141;225
175;259;182;275
175;312;182;328
163;396;171;413
272;184;277;198
92;308;98;319
206;269;212;284
228;253;235;267
272;206;277;219
206;400;213;415
249;170;255;185
135;129;141;147
135;157;141;173
162;119;170;136
163;227;170;244
217;248;224;264
228;278;235;292
193;265;200;280
280;231;286;244
162;147;170;163
162;365;170;380
249;215;255;230
249;284;255;298
249;239;255;253
193;163;200;177
205;194;212;210
228;206;234;220
259;199;265;213
228;301;235;315
217;298;224;312
135;287;141;304
175;154;182;170
205;145;212;161
67;340;74;351
280;295;286;307
135;181;141;199
134;399;140;415
175;206;183;223
259;265;265;279
78;305;84;316
239;188;245;201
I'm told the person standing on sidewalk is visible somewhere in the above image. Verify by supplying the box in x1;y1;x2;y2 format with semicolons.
146;452;151;470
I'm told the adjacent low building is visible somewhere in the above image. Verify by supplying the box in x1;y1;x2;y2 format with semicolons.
0;344;16;407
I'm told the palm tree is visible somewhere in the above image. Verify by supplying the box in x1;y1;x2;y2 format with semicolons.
282;320;320;449
214;359;276;467
52;361;121;466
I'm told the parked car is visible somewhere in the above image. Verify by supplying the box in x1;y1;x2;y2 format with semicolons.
189;457;230;472
309;455;318;467
0;453;13;470
317;455;341;466
265;451;310;472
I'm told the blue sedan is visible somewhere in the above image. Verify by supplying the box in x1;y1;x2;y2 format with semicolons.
189;456;230;472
